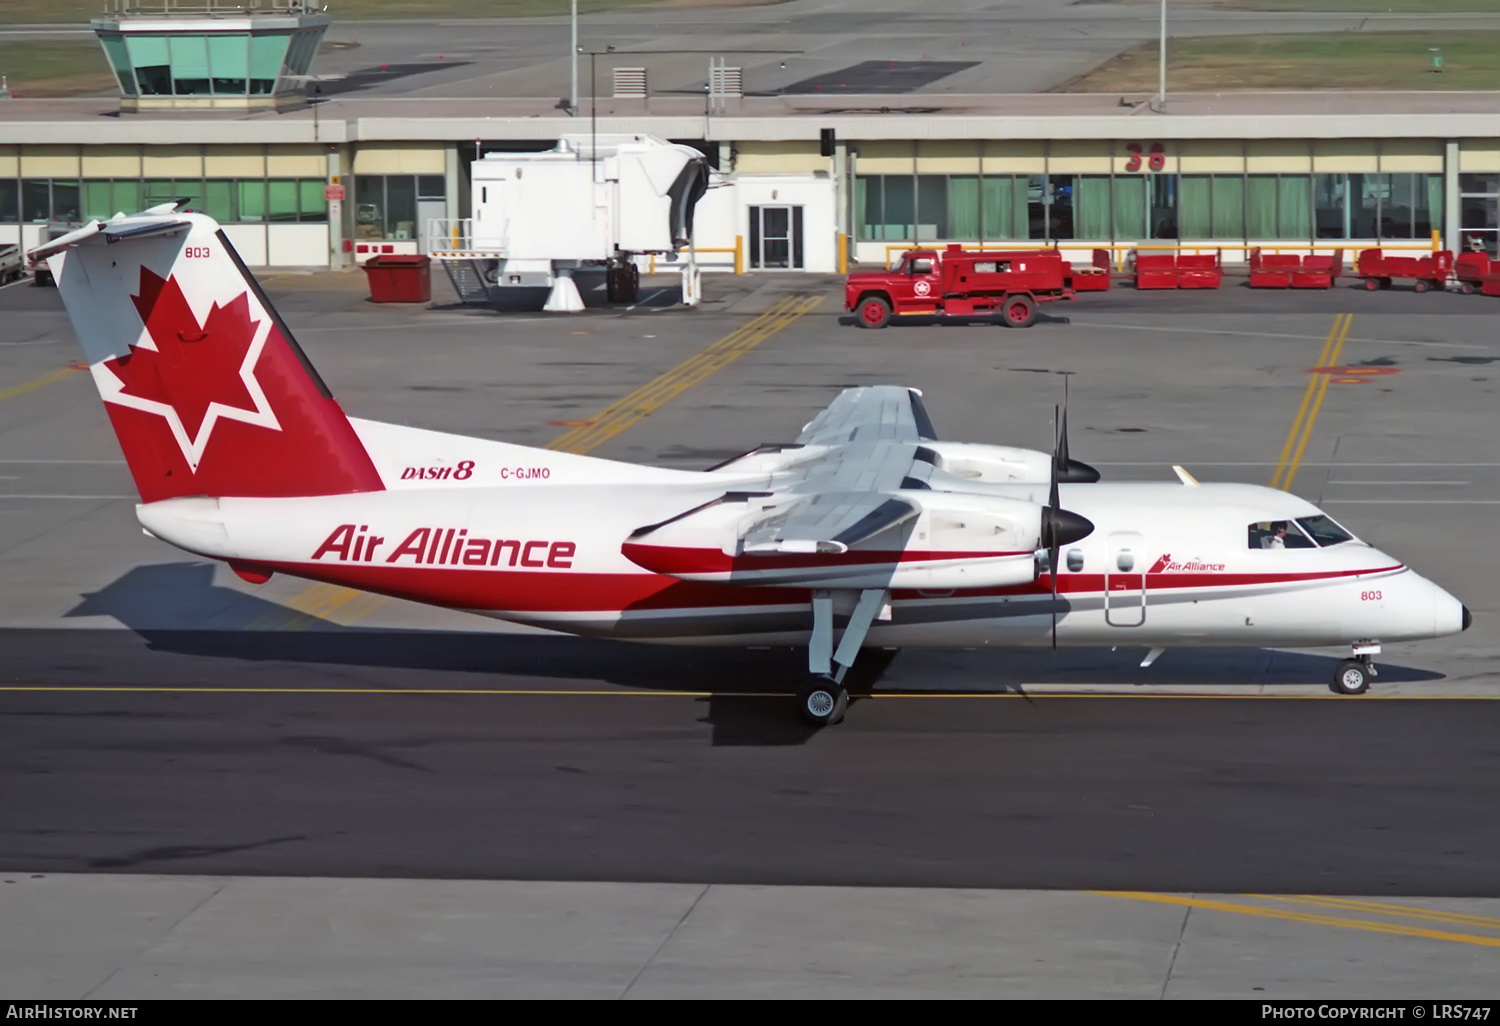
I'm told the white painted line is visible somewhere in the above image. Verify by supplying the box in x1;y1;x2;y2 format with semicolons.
0;494;133;500
0;278;34;291
627;289;667;311
1068;320;1490;351
1328;481;1469;486
1324;499;1500;505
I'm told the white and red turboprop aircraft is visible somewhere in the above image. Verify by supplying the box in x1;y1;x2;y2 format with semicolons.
34;209;1469;724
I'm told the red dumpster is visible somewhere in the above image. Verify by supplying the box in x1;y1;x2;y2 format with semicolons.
1355;248;1453;293
1247;249;1301;288
364;254;432;303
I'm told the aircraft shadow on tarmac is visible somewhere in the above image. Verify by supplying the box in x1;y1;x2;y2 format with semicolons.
55;562;1445;748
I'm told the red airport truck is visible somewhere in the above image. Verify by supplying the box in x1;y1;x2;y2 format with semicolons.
845;244;1076;329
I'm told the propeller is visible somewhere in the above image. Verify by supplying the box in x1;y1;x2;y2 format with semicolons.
1052;376;1102;484
1041;388;1097;649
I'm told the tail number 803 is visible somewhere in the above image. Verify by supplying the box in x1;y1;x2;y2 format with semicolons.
1361;590;1384;602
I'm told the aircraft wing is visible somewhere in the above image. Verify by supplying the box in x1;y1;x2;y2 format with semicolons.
795;386;938;447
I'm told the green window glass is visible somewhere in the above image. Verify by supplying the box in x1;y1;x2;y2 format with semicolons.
127;35;171;96
99;35;137;97
143;180;177;208
854;176;869;240
946;175;979;241
981;176;1026;241
1211;176;1243;240
175;179;206;214
1424;174;1444;238
1278;176;1312;240
1112;177;1147;240
1075;177;1111;240
267;179;299;222
112;181;141;217
205;179;235;223
1246;176;1278;239
298;179;328;223
52;182;80;223
82;181;114;221
915;176;947;241
238;180;266;221
1314;174;1347;239
882;176;914;242
355;175;384;239
1180;176;1211;238
208;35;249;95
169;36;210;95
249;34;290;95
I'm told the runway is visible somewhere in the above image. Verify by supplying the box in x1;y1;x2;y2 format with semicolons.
3;629;1499;895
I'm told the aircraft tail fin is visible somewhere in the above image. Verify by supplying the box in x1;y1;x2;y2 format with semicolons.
36;211;384;502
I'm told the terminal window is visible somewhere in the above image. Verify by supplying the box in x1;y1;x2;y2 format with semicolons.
0;178;328;224
355;174;446;240
856;171;1442;245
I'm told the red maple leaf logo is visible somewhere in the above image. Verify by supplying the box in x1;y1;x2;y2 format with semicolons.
105;269;261;441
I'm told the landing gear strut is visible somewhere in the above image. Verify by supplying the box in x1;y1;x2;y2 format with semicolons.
1330;641;1379;695
800;587;890;726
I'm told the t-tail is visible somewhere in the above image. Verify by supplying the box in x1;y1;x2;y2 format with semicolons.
33;207;383;503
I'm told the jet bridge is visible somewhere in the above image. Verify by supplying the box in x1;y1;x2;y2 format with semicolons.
427;134;709;312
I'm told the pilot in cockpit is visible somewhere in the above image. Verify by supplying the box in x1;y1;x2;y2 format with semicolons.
1263;523;1287;549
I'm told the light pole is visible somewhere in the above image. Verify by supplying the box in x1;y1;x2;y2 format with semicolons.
1157;0;1167;110
570;0;578;115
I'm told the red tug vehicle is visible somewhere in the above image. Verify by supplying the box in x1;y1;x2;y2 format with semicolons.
846;244;1079;329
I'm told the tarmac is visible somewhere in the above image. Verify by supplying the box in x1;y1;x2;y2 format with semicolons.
3;266;1500;996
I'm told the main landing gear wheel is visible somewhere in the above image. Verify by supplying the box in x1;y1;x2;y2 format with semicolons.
1001;293;1037;328
856;296;891;329
1330;659;1372;695
798;678;848;726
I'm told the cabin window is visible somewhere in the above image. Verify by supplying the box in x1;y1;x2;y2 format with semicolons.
910;258;934;275
1066;548;1084;572
1116;551;1134;572
1248;520;1316;550
1296;515;1354;547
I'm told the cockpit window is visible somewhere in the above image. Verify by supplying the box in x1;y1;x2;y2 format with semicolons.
1248;520;1316;550
1296;514;1354;547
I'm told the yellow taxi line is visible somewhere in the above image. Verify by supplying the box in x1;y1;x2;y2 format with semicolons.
0;364;86;403
1270;312;1352;492
1264;894;1500;931
1094;890;1500;951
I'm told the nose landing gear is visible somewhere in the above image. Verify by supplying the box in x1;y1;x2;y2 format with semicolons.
1330;641;1380;695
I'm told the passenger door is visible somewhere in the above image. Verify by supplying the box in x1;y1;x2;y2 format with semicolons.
1104;531;1146;627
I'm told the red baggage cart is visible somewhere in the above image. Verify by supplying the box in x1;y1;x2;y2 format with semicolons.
1355;248;1453;293
1067;248;1112;292
1132;250;1222;289
1455;251;1500;295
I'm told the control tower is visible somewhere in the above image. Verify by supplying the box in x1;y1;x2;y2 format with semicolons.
92;1;330;112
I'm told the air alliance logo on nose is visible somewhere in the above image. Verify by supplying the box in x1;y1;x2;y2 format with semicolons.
97;268;280;471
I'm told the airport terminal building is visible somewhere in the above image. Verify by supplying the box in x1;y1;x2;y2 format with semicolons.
2;92;1498;271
